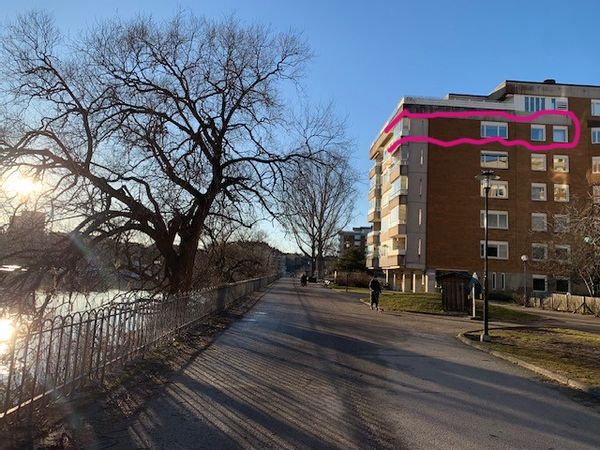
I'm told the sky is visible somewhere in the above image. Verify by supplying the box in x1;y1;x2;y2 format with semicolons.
2;0;600;252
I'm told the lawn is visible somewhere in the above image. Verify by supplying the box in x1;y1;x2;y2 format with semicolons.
465;328;600;387
329;284;538;321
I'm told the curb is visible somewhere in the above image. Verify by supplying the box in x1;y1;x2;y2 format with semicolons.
457;331;600;399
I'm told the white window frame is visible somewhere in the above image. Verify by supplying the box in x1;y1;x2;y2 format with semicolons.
480;240;509;260
532;275;547;292
500;273;506;290
555;244;571;262
480;150;509;169
593;156;600;174
592;100;600;116
481;180;508;199
531;243;548;261
553;184;570;202
553;214;569;233
531;213;547;232
592;128;600;144
491;272;497;290
530;124;546;141
553;155;569;173
552;126;568;143
480;210;509;230
531;183;547;201
531;154;547;171
481;121;508;138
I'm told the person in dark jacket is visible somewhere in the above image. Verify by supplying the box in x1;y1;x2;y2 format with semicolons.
300;273;307;287
369;275;382;311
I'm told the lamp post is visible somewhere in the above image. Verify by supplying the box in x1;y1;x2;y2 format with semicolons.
521;254;529;307
475;169;500;342
345;242;351;292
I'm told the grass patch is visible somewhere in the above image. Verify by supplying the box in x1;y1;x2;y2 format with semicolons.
466;328;600;387
355;291;538;321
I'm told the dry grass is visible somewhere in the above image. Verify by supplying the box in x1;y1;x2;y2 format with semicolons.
467;328;600;387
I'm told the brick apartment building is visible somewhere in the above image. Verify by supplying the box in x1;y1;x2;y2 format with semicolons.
367;79;600;295
338;226;372;255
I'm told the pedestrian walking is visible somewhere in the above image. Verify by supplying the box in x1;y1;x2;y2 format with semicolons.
369;275;382;311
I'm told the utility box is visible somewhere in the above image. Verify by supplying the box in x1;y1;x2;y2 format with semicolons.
437;272;471;312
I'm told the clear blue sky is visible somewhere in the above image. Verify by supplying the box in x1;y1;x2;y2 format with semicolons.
2;0;599;252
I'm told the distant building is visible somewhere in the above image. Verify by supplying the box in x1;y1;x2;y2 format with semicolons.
338;226;371;255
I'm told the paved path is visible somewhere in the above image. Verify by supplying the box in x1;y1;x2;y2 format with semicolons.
91;279;600;449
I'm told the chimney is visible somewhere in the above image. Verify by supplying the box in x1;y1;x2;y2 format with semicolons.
543;79;556;84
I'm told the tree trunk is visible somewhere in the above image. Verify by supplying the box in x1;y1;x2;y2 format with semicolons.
166;235;200;294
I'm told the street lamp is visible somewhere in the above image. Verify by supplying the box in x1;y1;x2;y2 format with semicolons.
345;241;351;292
521;254;529;307
475;169;500;342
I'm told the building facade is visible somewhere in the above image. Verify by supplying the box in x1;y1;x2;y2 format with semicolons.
338;226;372;255
367;80;600;295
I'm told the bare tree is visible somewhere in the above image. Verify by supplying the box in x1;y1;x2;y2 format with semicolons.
536;197;600;296
275;109;357;278
0;11;314;295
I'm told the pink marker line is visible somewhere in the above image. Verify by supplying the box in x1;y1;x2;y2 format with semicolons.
383;109;581;153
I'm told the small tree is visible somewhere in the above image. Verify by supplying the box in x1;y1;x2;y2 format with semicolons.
275;109;357;279
537;198;600;296
336;246;366;272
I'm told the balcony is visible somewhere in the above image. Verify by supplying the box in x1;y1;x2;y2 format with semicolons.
367;209;381;222
368;163;382;179
367;231;380;245
379;254;406;268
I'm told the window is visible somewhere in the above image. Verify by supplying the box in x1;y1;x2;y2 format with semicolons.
553;155;569;172
531;213;547;232
480;241;509;260
368;198;377;212
481;121;508;138
553;126;568;143
556;278;570;293
481;180;508;199
420;150;424;165
531;183;547;201
417;238;422;256
480;210;508;229
390;176;408;197
532;243;548;261
524;96;547;112
399;204;407;224
593;157;600;174
418;208;422;226
532;275;547;292
419;178;423;196
393;236;406;251
530;125;546;141
491;272;497;290
554;215;569;233
555;245;570;261
592;128;600;144
531;154;547;171
480;151;508;169
594;186;600;205
592;100;600;116
501;273;506;290
554;184;570;202
389;205;400;226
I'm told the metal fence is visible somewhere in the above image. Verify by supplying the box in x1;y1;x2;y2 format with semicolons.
530;293;600;316
0;275;277;422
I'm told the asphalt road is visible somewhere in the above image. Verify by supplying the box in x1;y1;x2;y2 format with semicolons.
91;278;600;449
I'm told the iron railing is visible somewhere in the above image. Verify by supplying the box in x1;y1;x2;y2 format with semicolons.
0;274;277;423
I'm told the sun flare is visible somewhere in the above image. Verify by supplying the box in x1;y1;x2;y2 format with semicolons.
0;318;15;342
